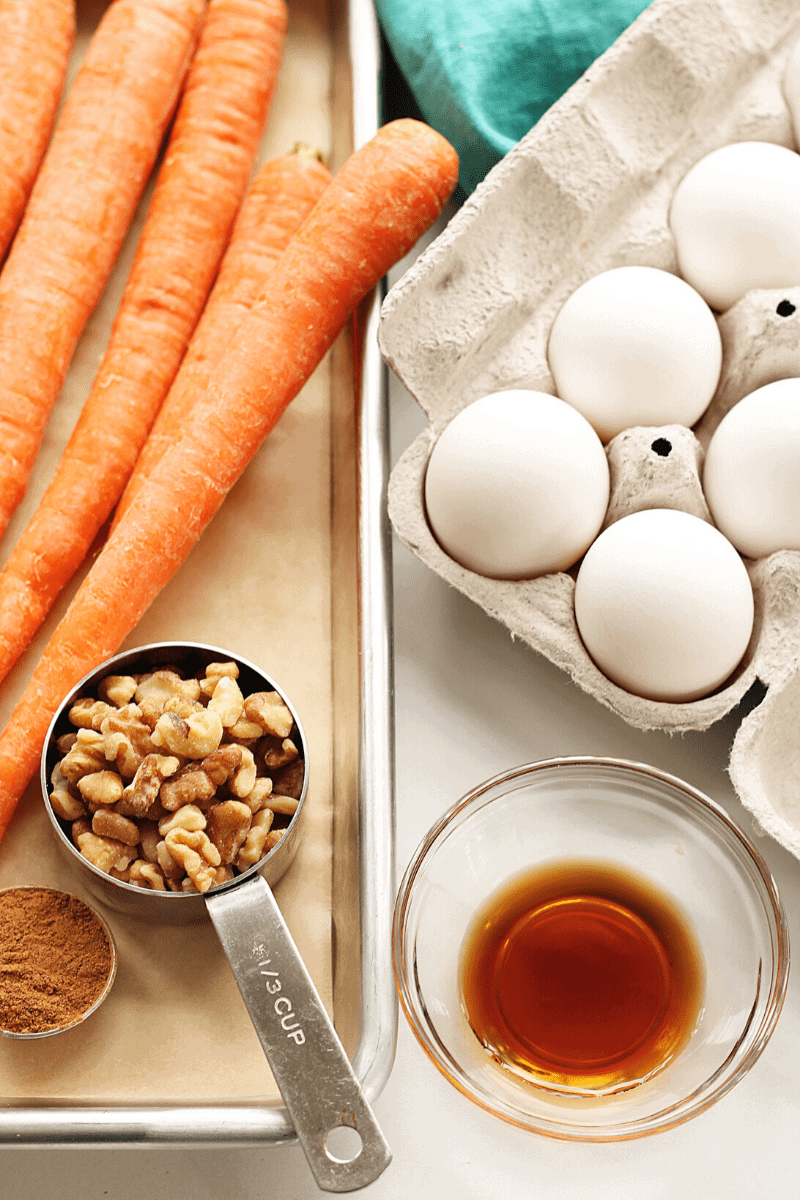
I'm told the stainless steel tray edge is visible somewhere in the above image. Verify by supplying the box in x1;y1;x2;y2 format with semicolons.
0;0;397;1147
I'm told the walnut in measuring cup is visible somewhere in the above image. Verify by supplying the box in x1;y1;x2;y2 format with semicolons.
49;661;305;893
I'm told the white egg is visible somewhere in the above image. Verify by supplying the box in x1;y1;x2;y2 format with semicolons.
669;141;800;311
703;378;800;559
547;266;722;442
424;390;609;580
574;509;754;702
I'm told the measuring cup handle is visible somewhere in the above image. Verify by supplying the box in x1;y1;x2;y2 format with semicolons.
205;873;391;1192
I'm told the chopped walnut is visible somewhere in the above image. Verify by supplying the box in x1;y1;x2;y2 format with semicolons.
208;676;245;727
92;809;140;846
56;731;78;755
75;829;136;874
229;747;257;798
244;691;294;739
138;820;161;863
68;697;114;731
260;736;299;771
77;769;124;808
236;807;275;869
152;708;223;758
60;730;107;783
98;674;138;708
135;669;202;708
160;764;217;811
241;775;273;814
100;704;157;775
199;661;239;697
199;744;242;786
270;756;305;800
51;658;304;895
158;805;207;836
206;800;252;865
118;753;180;818
129;860;168;890
265;795;299;817
50;788;87;822
226;717;264;742
164;827;221;892
156;839;185;881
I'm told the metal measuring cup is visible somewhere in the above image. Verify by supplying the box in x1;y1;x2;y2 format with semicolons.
41;641;390;1193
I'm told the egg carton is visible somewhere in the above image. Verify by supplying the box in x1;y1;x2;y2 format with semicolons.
378;0;800;855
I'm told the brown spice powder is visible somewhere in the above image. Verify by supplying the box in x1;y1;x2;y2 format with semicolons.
0;888;114;1034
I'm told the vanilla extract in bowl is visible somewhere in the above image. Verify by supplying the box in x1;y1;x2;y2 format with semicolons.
458;859;704;1094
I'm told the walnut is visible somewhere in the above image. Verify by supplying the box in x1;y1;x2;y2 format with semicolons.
92;809;140;846
49;788;87;822
236;807;275;869
68;697;114;731
156;839;184;881
152;708;223;758
226;717;264;742
56;731;78;755
60;729;107;783
160;764;217;812
260;736;299;770
199;661;239;697
98;674;138;708
241;775;273;814
75;829;136;874
100;704;158;776
199;744;242;786
158;805;207;837
129;860;168;890
118;753;180;818
244;691;294;739
206;800;252;865
270;756;305;800
208;676;245;727
138;819;161;864
135;669;202;709
264;795;299;817
164;827;221;892
77;769;124;807
229;747;257;799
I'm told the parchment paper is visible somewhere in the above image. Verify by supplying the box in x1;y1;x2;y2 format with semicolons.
0;0;339;1103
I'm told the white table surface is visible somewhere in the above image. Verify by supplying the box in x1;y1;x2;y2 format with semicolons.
4;230;800;1200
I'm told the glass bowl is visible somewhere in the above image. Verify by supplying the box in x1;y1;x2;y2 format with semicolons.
393;757;789;1140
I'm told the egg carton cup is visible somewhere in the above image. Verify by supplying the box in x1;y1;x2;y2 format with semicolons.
378;0;800;854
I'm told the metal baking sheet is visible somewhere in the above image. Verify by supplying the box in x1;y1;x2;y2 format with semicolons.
0;0;396;1146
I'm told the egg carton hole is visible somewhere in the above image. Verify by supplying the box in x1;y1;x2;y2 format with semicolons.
776;299;796;317
651;438;672;457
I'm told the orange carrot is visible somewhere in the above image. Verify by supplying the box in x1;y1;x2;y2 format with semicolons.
0;117;458;839
0;0;289;687
0;0;204;541
115;145;331;525
0;0;75;264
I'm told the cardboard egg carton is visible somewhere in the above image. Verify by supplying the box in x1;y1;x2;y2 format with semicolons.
378;0;800;852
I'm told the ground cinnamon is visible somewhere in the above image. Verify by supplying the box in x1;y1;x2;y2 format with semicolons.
0;887;114;1035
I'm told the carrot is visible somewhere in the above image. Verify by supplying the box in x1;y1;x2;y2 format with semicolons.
115;145;332;525
0;0;289;687
0;117;458;840
0;0;75;264
0;0;205;542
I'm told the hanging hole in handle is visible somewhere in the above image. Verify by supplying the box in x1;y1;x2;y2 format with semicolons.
325;1124;364;1163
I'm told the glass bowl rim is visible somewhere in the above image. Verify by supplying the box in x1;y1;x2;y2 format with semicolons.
392;755;790;1141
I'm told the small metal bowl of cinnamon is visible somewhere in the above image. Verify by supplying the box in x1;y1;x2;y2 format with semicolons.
0;885;117;1038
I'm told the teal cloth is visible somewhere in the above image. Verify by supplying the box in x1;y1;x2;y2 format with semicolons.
376;0;652;194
